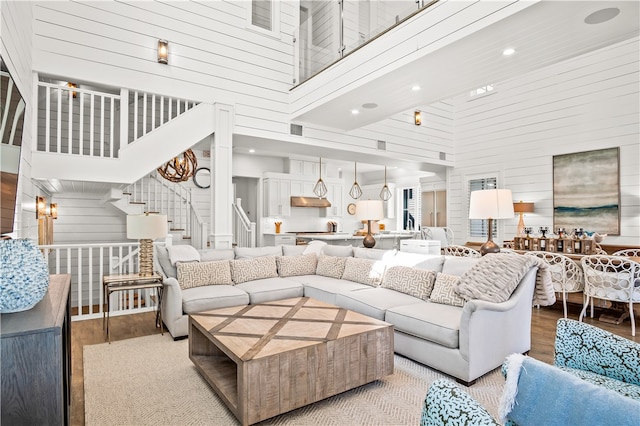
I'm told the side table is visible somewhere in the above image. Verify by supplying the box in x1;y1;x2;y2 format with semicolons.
102;273;163;343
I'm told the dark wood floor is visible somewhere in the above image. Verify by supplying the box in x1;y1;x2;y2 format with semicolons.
70;303;639;426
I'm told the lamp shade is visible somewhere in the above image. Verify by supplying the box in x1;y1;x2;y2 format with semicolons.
356;200;384;221
126;214;168;240
513;201;534;213
469;189;514;219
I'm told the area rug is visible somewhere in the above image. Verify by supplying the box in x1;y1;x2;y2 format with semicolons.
84;334;504;425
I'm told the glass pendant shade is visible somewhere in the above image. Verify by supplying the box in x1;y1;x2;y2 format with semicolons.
349;162;363;199
380;166;392;201
313;157;328;198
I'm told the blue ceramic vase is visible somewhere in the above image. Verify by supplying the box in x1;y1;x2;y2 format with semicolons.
0;239;50;313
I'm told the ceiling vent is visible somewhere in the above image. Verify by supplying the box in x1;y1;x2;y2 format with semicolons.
290;124;303;136
440;152;446;161
377;140;386;150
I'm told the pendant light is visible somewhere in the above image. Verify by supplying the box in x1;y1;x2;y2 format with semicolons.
313;157;328;198
157;149;198;183
379;166;392;201
349;162;363;199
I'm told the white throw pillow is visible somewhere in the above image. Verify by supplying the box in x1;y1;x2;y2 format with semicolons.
341;257;385;287
316;254;347;279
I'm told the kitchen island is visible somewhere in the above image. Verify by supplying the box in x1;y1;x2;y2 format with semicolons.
296;232;417;249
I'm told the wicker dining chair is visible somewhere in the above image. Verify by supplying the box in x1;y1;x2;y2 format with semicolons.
443;245;481;258
579;255;640;336
525;251;584;318
613;249;640;257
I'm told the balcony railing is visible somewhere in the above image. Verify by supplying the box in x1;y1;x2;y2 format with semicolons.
294;0;436;85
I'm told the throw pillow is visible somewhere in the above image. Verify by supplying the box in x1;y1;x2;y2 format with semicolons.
342;257;385;287
167;245;201;266
276;254;318;277
283;245;306;256
430;273;466;307
229;255;278;284
316;254;347;279
177;260;232;290
381;266;436;301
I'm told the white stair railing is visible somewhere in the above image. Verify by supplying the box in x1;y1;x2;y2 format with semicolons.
39;242;161;320
37;81;199;157
233;198;256;247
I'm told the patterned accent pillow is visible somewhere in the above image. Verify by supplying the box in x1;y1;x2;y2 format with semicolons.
382;266;436;301
276;254;318;277
177;260;232;290
229;256;278;284
430;273;466;307
316;254;347;279
342;257;385;287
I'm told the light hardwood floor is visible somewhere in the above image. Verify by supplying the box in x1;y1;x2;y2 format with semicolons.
70;303;639;426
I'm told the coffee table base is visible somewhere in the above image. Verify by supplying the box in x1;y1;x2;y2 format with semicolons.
189;297;394;425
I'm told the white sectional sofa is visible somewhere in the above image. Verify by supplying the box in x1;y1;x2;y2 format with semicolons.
155;244;544;385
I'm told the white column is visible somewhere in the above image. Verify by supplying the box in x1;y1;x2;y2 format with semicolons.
209;103;234;249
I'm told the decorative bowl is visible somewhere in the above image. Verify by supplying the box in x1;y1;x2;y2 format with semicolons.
0;239;50;313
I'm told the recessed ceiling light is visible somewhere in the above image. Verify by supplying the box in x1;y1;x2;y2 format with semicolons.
502;48;515;56
351;109;359;115
249;149;255;153
362;103;378;109
585;8;620;24
411;85;421;91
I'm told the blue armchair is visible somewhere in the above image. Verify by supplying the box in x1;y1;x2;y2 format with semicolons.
421;319;640;426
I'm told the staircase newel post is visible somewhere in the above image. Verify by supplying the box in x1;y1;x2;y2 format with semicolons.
119;88;129;151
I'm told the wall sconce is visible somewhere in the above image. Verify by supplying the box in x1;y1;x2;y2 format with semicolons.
158;39;169;64
36;196;47;219
414;110;422;126
67;82;78;99
36;196;59;245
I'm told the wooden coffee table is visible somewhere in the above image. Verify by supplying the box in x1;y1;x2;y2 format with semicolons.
189;297;394;425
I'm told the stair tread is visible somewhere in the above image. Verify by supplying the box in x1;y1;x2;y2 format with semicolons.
129;202;146;205
170;228;185;231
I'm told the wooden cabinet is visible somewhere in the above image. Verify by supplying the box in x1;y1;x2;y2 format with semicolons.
422;190;447;227
263;178;291;217
1;274;72;425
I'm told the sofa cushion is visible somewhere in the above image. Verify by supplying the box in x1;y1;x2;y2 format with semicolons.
353;247;396;260
385;302;462;349
316;254;347;279
283;245;306;256
335;287;421;320
342;257;385;287
430;273;466;307
441;257;479;276
556;366;640;401
156;246;177;279
235;277;304;304
181;285;249;314
230;256;278;284
276;254;317;277
299;275;370;305
391;252;445;271
177;260;232;290
322;245;353;257
168;245;201;265
381;266;436;301
199;249;235;262
234;246;283;259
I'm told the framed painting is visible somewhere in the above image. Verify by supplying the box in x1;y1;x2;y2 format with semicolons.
553;147;620;235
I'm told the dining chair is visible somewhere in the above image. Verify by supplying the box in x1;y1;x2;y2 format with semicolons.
612;248;640;257
420;227;454;247
443;245;481;258
525;251;584;318
579;255;640;336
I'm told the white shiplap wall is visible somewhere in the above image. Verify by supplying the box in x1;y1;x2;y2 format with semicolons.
1;1;37;239
448;37;640;246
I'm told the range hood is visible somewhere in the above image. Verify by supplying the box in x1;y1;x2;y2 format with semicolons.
290;196;331;208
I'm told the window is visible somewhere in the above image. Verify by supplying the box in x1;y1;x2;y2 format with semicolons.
402;187;421;231
249;0;280;35
468;177;497;237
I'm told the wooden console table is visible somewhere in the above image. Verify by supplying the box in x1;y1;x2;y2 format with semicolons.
102;273;163;343
1;274;71;425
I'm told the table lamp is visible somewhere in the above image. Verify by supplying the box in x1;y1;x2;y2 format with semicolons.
127;213;168;276
513;201;534;236
469;189;514;255
356;200;384;248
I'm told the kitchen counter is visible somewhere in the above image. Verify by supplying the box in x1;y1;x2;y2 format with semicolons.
296;232;417;249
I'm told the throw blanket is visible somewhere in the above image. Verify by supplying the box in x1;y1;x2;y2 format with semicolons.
499;354;640;426
455;253;555;306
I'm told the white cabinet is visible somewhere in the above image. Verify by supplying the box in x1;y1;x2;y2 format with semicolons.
287;159;325;178
290;179;315;197
323;183;343;217
263;234;296;246
263;178;291;217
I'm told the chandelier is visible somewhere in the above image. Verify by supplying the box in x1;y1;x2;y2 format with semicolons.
349;162;363;199
380;166;392;201
157;149;198;183
313;157;328;198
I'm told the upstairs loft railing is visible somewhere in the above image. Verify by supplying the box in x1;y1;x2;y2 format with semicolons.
36;82;198;158
294;0;437;85
233;198;256;248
